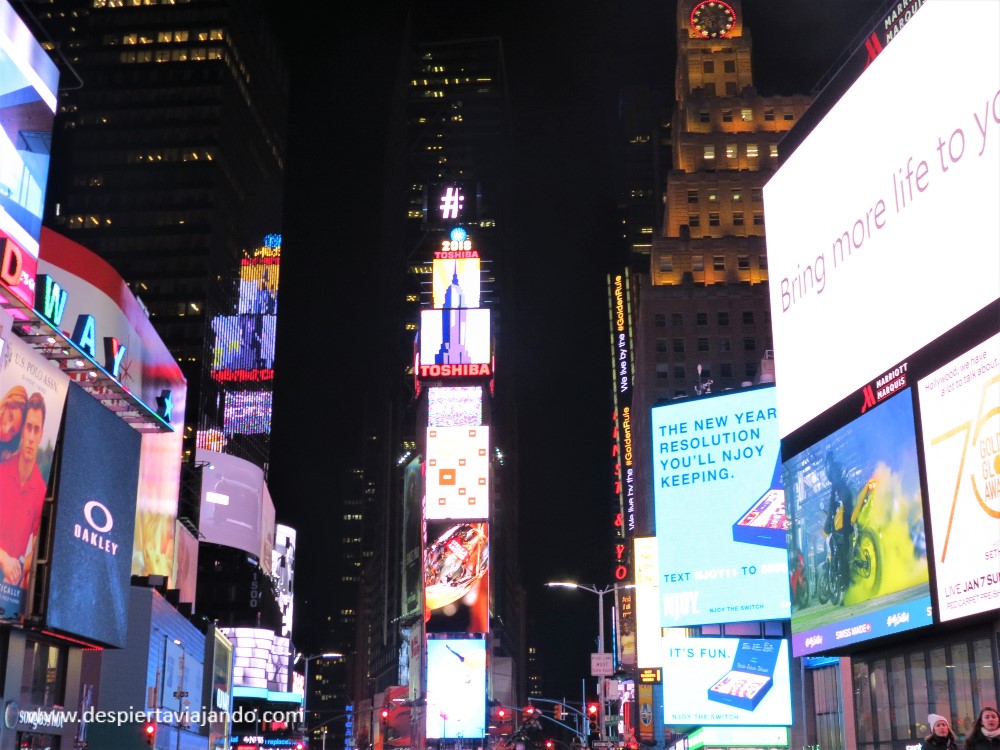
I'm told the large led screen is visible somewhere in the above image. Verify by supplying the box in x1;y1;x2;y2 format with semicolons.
764;0;1000;437
0;0;59;309
197;449;270;560
425;425;489;520
425;635;487;739
0;335;69;619
210;314;277;382
661;635;792;727
650;387;789;625
223;627;291;691
432;256;481;309
918;332;1000;622
428;386;483;427
785;391;931;655
46;383;140;647
401;456;423;618
420;309;491;367
222;390;272;435
424;520;489;634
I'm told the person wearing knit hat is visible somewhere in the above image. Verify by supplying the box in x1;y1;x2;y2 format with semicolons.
966;707;1000;750
922;714;958;750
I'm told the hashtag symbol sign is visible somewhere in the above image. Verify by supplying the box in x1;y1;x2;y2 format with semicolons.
439;186;464;220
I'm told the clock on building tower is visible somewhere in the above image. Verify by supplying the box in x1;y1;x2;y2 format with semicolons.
690;0;736;39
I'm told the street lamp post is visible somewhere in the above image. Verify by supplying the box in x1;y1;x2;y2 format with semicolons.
545;582;634;743
298;652;344;745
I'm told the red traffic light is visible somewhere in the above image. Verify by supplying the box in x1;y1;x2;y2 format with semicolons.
497;707;507;719
524;706;535;716
143;722;156;746
587;703;599;716
381;708;391;719
545;741;554;749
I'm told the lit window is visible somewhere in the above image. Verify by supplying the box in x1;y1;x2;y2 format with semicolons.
725;143;736;159
770;144;779;159
703;145;715;160
746;144;759;158
731;189;742;202
659;255;673;272
741;108;752;122
707;192;718;202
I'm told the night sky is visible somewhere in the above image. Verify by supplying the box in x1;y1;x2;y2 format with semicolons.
266;0;886;699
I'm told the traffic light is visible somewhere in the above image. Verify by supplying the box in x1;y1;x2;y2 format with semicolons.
586;702;599;733
524;705;536;718
545;741;555;749
143;721;157;746
381;708;391;721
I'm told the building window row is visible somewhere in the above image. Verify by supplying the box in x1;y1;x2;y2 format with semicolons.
687;187;762;204
118;47;224;64
698;107;796;124
703;143;778;161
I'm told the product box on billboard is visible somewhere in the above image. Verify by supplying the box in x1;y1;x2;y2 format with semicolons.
732;488;788;549
707;639;780;712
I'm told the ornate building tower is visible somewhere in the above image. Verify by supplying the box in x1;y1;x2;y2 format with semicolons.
631;0;810;531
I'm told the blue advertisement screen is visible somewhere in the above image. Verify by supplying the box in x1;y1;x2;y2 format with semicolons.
661;636;792;726
785;389;931;655
651;387;789;626
47;383;140;647
425;635;487;739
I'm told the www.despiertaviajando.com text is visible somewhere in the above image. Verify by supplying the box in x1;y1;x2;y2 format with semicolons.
19;706;304;729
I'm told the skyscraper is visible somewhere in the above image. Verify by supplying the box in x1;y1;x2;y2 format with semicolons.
23;0;288;470
631;0;811;524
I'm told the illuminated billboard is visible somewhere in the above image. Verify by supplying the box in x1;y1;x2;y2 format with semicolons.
38;229;187;585
764;0;1000;438
197;449;274;562
222;391;272;434
223;627;292;692
425;635;487;739
633;537;661;670
419;308;491;369
785;390;931;655
650;387;789;626
0;335;69;619
401;456;423;618
210;314;276;383
46;383;140;647
918;332;1000;622
428;386;483;427
0;0;59;310
424;182;480;228
432;256;481;309
425;425;489;520
424;520;489;634
272;524;296;636
661;635;792;727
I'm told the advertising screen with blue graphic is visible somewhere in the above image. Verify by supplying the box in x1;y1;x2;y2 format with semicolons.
425;635;487;739
651;387;789;626
785;390;931;655
46;383;140;647
661;635;792;726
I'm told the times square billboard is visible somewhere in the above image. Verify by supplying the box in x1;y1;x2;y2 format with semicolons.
650;387;790;626
765;0;999;652
0;0;59;311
